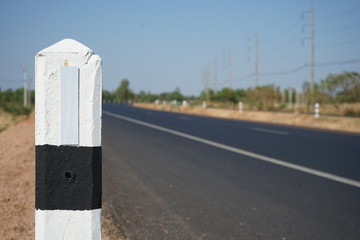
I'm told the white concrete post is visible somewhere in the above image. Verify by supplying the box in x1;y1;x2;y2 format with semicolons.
314;103;320;118
239;101;243;113
202;101;207;109
35;39;102;240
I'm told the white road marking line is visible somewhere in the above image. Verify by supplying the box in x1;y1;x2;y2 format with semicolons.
104;110;360;188
178;116;191;121
251;127;289;135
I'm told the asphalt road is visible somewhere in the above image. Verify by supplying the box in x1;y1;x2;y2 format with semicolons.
102;103;360;240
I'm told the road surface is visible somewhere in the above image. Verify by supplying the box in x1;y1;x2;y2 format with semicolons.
102;103;360;240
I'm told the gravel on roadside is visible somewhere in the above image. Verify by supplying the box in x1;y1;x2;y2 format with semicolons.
0;115;126;240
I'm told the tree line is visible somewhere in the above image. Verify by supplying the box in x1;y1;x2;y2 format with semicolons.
1;71;359;114
104;72;360;110
0;88;34;115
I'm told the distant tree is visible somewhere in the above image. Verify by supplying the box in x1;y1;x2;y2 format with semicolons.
302;81;330;105
320;72;360;103
234;89;246;102
199;89;214;101
102;90;115;102
0;88;24;104
159;92;170;101
216;88;236;103
301;72;360;105
246;85;279;110
136;91;147;102
136;91;159;102
114;79;133;102
169;87;184;102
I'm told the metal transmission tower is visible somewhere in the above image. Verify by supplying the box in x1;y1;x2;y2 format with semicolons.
203;66;210;102
228;48;232;88
310;8;315;107
21;64;29;107
214;58;218;92
255;33;259;87
302;8;315;106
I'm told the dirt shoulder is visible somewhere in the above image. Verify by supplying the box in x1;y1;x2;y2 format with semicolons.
0;114;35;239
134;103;360;134
0;114;125;240
0;109;29;133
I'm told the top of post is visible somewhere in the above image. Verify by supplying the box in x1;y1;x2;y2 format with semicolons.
35;38;102;147
38;38;92;54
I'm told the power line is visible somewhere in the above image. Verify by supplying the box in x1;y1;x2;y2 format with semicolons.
259;64;308;76
317;22;360;34
261;32;303;53
236;73;255;82
217;73;255;86
257;59;359;77
203;6;360;91
262;45;304;64
315;59;360;67
213;57;359;88
262;20;303;44
317;6;360;20
0;78;23;82
318;38;360;48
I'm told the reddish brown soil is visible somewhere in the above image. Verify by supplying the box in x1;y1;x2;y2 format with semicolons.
0;115;125;240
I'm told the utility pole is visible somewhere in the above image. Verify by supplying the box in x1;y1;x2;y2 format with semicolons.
203;67;209;102
303;7;315;108
310;7;315;108
255;33;259;87
21;64;29;107
214;58;218;92
228;48;232;88
28;78;32;106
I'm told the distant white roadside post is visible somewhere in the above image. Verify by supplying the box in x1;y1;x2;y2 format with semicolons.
239;101;243;113
35;39;102;240
203;101;207;109
314;103;320;118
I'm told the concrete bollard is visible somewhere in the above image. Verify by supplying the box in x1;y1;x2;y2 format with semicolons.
314;103;320;118
35;39;102;239
202;101;207;109
239;102;243;113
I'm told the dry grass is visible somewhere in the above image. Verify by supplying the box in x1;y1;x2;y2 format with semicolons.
102;202;127;240
0;114;127;239
134;103;360;134
0;109;29;132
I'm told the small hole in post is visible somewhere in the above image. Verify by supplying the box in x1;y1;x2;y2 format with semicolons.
65;171;72;179
64;171;76;183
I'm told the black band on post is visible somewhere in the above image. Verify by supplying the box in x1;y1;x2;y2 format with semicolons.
36;145;102;210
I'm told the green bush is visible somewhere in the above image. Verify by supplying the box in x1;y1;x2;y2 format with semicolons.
1;103;32;116
279;103;286;110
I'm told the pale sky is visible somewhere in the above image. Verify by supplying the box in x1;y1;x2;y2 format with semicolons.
0;0;359;95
